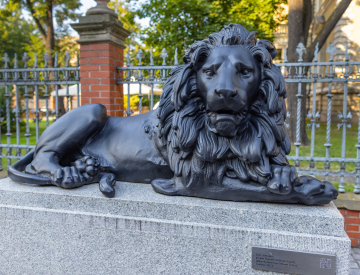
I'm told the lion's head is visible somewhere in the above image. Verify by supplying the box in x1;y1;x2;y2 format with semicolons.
157;24;291;188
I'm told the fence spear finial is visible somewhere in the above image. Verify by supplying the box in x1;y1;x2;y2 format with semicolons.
314;42;319;62
43;52;49;68
150;47;154;66
345;41;349;61
21;52;29;68
34;53;38;68
14;53;18;69
326;43;337;62
160;48;168;66
283;46;287;63
136;49;144;66
2;53;9;68
126;49;130;67
65;51;70;67
296;43;306;62
54;52;58;68
174;48;178;65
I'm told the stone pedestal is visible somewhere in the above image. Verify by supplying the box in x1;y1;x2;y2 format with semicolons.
0;178;350;274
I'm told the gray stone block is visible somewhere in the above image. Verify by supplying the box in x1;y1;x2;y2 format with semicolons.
0;178;351;275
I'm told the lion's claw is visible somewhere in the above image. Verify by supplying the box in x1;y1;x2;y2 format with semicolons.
267;165;296;195
50;156;100;188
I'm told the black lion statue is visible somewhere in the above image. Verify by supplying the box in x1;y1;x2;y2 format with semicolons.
9;24;338;205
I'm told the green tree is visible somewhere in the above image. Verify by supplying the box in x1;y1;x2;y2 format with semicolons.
3;0;82;67
109;0;141;47
0;2;39;66
133;0;287;62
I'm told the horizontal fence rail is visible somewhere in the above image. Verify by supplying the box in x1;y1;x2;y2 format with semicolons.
0;51;80;169
117;43;360;193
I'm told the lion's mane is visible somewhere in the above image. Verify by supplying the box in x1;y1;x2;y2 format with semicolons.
157;24;291;188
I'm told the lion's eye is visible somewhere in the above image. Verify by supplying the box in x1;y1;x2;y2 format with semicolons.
204;69;214;77
240;68;253;75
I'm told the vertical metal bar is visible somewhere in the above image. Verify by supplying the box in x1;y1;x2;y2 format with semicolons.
138;81;143;114
339;81;348;193
24;85;30;153
76;51;80;108
43;54;50;128
150;49;155;111
0;53;10;170
4;83;11;167
45;84;49;127
339;43;350;193
32;52;39;141
77;83;80;107
35;83;39;141
66;84;70;112
0;108;2;171
310;67;318;164
126;50;131;116
355;93;360;193
15;84;20;157
55;85;59;120
127;77;131;116
136;49;144;114
324;44;336;181
324;83;333;181
12;54;20;158
54;52;59;120
309;43;319;173
294;81;302;168
150;84;154;111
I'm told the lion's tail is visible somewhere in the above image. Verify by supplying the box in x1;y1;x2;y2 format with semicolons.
8;150;53;186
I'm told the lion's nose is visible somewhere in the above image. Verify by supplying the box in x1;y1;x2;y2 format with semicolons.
215;89;237;99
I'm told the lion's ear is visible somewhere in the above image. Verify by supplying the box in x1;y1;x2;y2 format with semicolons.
256;39;277;59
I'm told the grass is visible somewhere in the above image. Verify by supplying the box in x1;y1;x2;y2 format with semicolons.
288;123;359;172
1;120;52;170
331;182;355;193
1;120;358;191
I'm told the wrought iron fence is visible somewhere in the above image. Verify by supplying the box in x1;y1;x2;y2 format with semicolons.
0;51;80;170
117;43;360;193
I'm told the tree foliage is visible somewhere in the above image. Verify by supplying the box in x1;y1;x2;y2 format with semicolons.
0;2;38;66
3;0;82;66
134;0;287;62
109;0;141;47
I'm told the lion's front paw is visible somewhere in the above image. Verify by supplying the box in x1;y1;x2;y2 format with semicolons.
51;156;100;188
267;165;297;195
294;176;338;205
151;178;184;196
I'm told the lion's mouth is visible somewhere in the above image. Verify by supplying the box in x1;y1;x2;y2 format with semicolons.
207;111;245;124
206;111;247;137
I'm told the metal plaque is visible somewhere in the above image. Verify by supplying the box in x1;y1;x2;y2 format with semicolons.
252;246;336;275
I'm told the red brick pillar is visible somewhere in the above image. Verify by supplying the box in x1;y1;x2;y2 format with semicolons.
339;209;360;247
71;0;130;116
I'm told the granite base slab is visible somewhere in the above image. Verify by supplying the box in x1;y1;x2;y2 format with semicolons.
0;178;351;275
